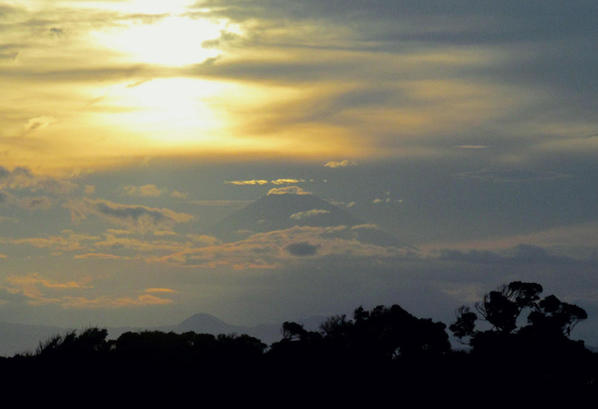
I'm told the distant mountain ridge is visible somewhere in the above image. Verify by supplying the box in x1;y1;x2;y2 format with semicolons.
211;191;407;247
0;313;327;357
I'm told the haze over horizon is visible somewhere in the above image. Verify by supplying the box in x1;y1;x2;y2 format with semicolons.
1;1;598;346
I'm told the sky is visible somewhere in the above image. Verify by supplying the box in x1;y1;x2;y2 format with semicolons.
1;0;598;342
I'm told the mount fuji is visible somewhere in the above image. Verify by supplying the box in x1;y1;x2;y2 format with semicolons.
211;190;407;247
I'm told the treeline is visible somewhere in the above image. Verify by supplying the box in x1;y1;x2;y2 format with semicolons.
1;282;597;407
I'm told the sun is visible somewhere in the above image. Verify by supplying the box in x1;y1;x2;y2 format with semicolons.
98;78;231;146
92;15;233;66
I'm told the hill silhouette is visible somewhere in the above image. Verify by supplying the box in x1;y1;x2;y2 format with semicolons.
0;281;596;408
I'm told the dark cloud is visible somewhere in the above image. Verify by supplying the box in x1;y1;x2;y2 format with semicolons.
187;0;598;157
0;50;18;60
65;199;193;233
286;242;320;256
193;0;598;43
0;64;160;82
438;244;576;265
19;196;53;210
0;166;77;194
49;27;64;36
456;168;570;183
96;202;170;222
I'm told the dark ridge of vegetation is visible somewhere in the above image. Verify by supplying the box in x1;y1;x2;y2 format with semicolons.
1;281;597;407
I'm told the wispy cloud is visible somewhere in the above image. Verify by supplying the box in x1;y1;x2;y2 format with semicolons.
290;209;330;220
324;160;356;168
0;166;77;194
455;145;488;150
3;230;100;253
64;199;193;233
170;190;188;199
267;186;310;195
24;116;55;133
271;178;304;185
150;225;408;269
226;179;269;186
123;184;165;197
59;294;174;309
227;178;304;186
456;168;569;183
144;288;177;294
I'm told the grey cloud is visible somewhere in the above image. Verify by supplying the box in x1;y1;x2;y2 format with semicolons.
194;1;597;43
49;27;64;36
456;168;570;183
65;199;193;233
0;48;18;60
0;166;77;194
187;0;598;156
285;242;320;256
19;196;53;210
0;64;161;82
438;244;577;265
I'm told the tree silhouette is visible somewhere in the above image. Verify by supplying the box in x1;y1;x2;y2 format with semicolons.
0;285;595;408
450;281;588;348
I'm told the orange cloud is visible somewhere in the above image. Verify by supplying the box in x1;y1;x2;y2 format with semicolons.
60;294;174;309
226;179;269;186
74;253;127;260
144;288;177;294
267;185;310;195
324;160;356;168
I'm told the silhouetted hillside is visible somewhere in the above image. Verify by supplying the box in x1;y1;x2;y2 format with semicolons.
0;312;325;356
0;281;596;408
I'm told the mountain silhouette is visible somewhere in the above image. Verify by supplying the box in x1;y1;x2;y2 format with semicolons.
211;191;406;247
173;313;327;344
176;313;242;334
0;313;328;356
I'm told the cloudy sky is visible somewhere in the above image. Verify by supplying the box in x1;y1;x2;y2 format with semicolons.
1;0;598;341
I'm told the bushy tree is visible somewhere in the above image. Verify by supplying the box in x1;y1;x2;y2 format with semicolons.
450;281;588;352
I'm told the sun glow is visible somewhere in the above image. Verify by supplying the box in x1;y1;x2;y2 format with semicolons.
92;15;233;66
96;78;231;146
70;0;197;14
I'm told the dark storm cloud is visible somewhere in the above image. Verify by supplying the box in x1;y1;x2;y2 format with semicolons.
285;242;320;256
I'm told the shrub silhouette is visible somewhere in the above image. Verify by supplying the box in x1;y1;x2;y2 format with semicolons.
450;281;588;349
450;281;594;402
0;282;596;408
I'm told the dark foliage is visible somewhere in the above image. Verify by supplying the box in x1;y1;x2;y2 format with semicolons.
0;281;596;408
